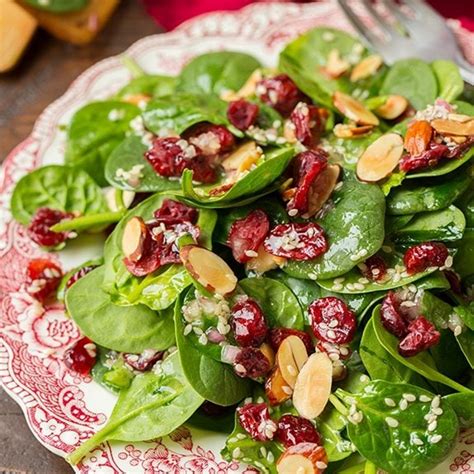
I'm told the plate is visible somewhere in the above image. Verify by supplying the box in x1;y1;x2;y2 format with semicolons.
0;2;473;472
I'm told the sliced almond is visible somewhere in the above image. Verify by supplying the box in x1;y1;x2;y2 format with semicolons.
333;123;374;138
431;118;474;136
350;54;383;82
283;120;297;143
277;335;309;389
220;69;263;101
245;244;286;274
265;367;292;406
292;352;332;419
180;245;237;296
357;132;403;182
447;113;473;123
375;95;409;120
277;443;328;474
123;93;151;106
333;91;379;126
404;120;433;155
221;141;263;175
321;49;350;79
444;134;468;144
260;342;275;369
304;164;340;218
121;216;148;262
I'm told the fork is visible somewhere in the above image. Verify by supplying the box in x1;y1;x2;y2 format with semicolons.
337;0;474;85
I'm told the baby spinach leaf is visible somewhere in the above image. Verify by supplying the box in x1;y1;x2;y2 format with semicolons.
11;165;109;225
116;75;177;99
174;294;252;406
187;406;235;434
91;346;121;394
239;277;304;330
337;380;459;474
66;266;175;353
65;101;141;186
283;177;385;280
456;182;474;227
453;228;474;278
104;136;181;192
385;214;415;233
380;58;438;110
453;100;474;116
431;60;464;102
176;51;261;96
58;257;102;301
391;205;466;244
24;0;88;12
454;302;474;331
444;392;474;428
67;352;203;465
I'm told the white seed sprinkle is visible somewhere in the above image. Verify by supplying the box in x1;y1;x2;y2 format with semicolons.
354;282;365;290
282;385;293;395
431;396;441;409
288;209;298;217
308;272;318;280
419;395;431;403
429;434;442;444
346;283;355;291
266;451;274;463
328;319;339;328
232;447;242;459
385;417;399;428
360;374;370;383
316;461;328;469
259;446;267;457
183;324;193;336
350;254;360;261
384;398;396;407
327;329;337;340
428;420;437;432
332;283;344;291
198;333;208;345
403;393;416;402
234;364;246;374
432;407;443;416
412;435;424;446
244;249;258;258
399;399;408;411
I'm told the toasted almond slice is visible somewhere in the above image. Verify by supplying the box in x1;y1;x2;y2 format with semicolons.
448;113;473;123
222;141;263;175
333;123;374;138
180;245;237;295
277;443;328;474
333;91;379;126
375;95;409;120
220;69;263;101
277;335;309;389
404;120;433;155
283;120;298;143
293;352;333;419
431;118;474;136
321;49;350;79
350;54;383;82
245;244;286;274
444;134;468;144
121;216;148;262
357;132;404;182
304;164;340;218
260;342;275;369
265;367;292;406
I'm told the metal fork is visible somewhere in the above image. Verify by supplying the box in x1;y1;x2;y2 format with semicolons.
337;0;474;85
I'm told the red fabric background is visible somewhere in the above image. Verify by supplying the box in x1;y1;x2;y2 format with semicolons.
142;0;474;31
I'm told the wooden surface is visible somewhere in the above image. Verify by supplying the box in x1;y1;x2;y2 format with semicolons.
0;2;162;472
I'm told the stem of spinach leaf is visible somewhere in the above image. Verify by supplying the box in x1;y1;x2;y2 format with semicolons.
329;394;349;416
51;211;125;233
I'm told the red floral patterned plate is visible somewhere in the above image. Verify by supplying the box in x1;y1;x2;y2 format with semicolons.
1;2;473;472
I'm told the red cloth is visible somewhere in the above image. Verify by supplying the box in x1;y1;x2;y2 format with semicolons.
142;0;474;31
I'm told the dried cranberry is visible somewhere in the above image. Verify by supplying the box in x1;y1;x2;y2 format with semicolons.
145;137;217;183
290;103;327;147
27;207;74;247
26;258;62;302
153;199;197;224
228;210;270;263
66;264;98;289
264;223;328;261
234;347;271;378
64;337;96;375
309;297;357;344
123;350;163;371
445;137;474;158
399;143;449;172
227;99;259;131
287;150;328;216
186;123;235;155
398;316;440;357
237;403;277;441
231;298;268;347
403;242;449;275
255;74;307;116
361;255;387;282
269;328;314;355
276;415;321;448
380;291;408;338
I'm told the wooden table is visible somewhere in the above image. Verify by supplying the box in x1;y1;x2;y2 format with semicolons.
0;2;162;472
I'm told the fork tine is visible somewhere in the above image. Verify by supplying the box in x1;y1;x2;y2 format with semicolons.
402;0;448;27
379;0;411;36
361;0;396;39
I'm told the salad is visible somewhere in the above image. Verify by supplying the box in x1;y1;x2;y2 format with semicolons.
9;26;474;474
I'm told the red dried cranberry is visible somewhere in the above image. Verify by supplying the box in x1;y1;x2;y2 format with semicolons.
64;337;96;375
237;403;276;441
287;150;328;216
309;297;357;344
255;74;307;116
269;328;314;354
66;264;98;289
123;350;163;371
380;291;408;338
27;207;74;247
264;223;328;261
361;255;387;282
445;137;474;158
403;242;449;275
276;415;321;448
399;143;449;172
26;258;62;302
227;99;259;131
290;103;328;147
234;347;271;378
185;123;235;155
153;199;198;224
227;210;270;263
231;298;268;347
398;316;440;357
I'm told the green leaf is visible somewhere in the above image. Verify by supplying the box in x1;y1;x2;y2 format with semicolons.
453;100;474;116
380;58;438;110
337;380;459;474
10;165;109;225
176;51;261;96
67;352;203;465
66;266;175;353
116;75;177;99
453;228;474;278
454;302;474;330
444;392;474;428
431;60;463;102
24;0;88;12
